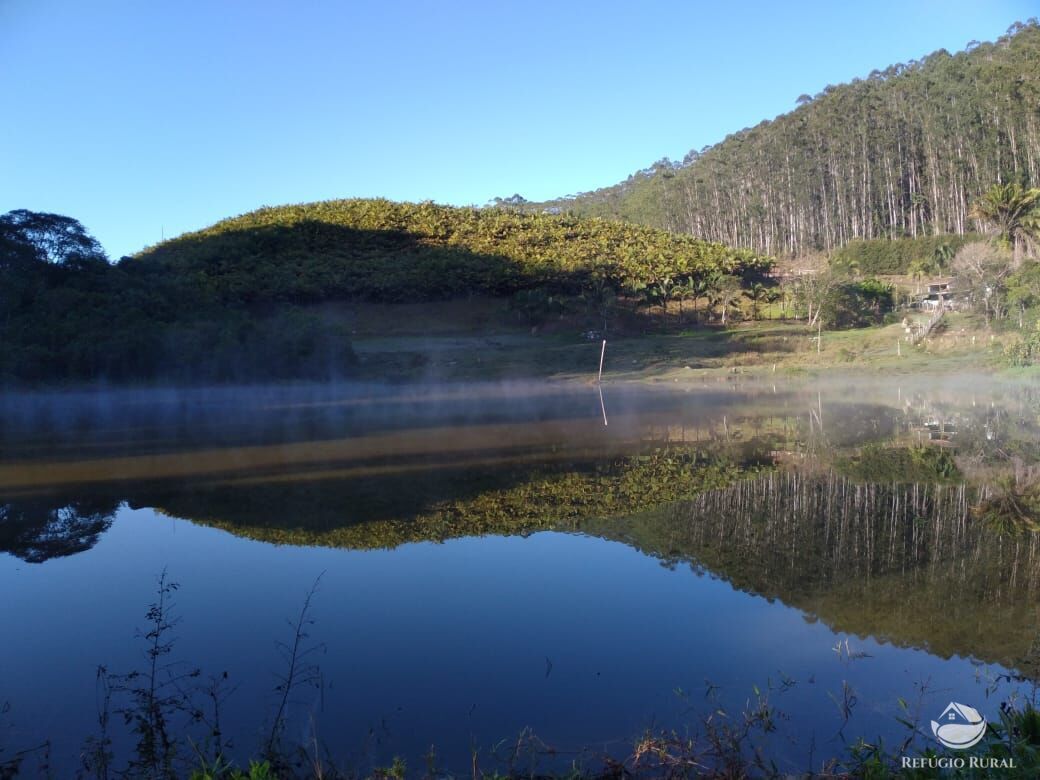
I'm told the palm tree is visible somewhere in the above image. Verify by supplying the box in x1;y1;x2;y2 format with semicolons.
748;282;770;320
908;258;934;294
932;242;955;274
673;277;695;325
657;275;674;320
970;184;1040;264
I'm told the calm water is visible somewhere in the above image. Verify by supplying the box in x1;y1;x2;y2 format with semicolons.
2;378;1039;774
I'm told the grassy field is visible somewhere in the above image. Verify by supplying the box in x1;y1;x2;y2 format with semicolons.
341;297;1012;383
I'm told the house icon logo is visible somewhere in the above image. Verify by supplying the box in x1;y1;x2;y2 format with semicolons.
931;702;987;749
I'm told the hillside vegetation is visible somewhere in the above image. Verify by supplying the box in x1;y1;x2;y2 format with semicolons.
0;202;769;384
519;21;1040;256
830;234;980;275
135;198;771;303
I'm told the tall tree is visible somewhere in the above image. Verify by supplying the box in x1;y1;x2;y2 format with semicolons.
0;209;108;266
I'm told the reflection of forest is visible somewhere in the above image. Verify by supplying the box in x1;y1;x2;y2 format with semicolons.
0;498;118;563
5;384;1040;671
4;441;1040;676
591;472;1040;677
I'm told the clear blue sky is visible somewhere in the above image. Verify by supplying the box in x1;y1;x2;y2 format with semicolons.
1;0;1035;259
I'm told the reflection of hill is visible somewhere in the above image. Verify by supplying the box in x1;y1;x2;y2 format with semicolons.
134;429;1040;675
0;497;118;563
590;472;1040;677
134;447;768;550
6;381;1040;677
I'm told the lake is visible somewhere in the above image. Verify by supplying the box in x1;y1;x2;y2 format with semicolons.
2;378;1038;775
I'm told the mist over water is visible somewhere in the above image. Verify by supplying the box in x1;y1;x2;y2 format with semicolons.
2;375;1039;774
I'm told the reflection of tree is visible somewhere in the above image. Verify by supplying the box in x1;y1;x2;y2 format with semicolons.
0;498;118;563
591;472;1040;677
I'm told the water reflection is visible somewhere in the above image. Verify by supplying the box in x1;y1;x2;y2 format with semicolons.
2;379;1040;772
594;472;1040;677
0;497;117;563
4;380;1040;564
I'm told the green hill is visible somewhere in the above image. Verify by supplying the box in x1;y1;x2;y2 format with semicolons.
133;198;771;304
519;21;1040;256
1;200;770;385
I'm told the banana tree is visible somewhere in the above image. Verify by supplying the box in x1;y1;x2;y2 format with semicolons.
709;274;745;325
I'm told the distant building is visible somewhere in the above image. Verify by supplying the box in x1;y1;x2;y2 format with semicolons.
910;277;968;311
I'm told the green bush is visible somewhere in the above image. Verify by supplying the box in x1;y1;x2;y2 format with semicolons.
821;278;895;328
831;234;979;275
1004;323;1040;366
836;445;961;483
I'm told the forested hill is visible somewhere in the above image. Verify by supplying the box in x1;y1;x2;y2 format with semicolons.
1;202;769;384
134;198;770;302
517;20;1040;256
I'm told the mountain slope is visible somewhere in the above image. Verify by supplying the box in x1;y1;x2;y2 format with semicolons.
522;21;1040;256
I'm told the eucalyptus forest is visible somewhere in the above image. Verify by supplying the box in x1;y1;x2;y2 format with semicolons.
523;21;1040;256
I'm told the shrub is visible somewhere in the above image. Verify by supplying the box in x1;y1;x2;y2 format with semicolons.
820;278;895;328
831;234;979;275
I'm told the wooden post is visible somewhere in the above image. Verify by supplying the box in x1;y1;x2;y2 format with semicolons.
597;339;606;383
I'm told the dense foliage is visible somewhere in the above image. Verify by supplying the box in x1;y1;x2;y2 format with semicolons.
819;278;896;328
836;445;961;483
520;21;1040;255
0;212;352;383
0;258;358;384
1004;321;1040;365
789;272;895;329
830;234;977;275
0;209;108;267
134;198;772;304
951;243;1040;334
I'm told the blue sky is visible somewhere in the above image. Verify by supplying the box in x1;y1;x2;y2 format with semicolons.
1;0;1035;259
